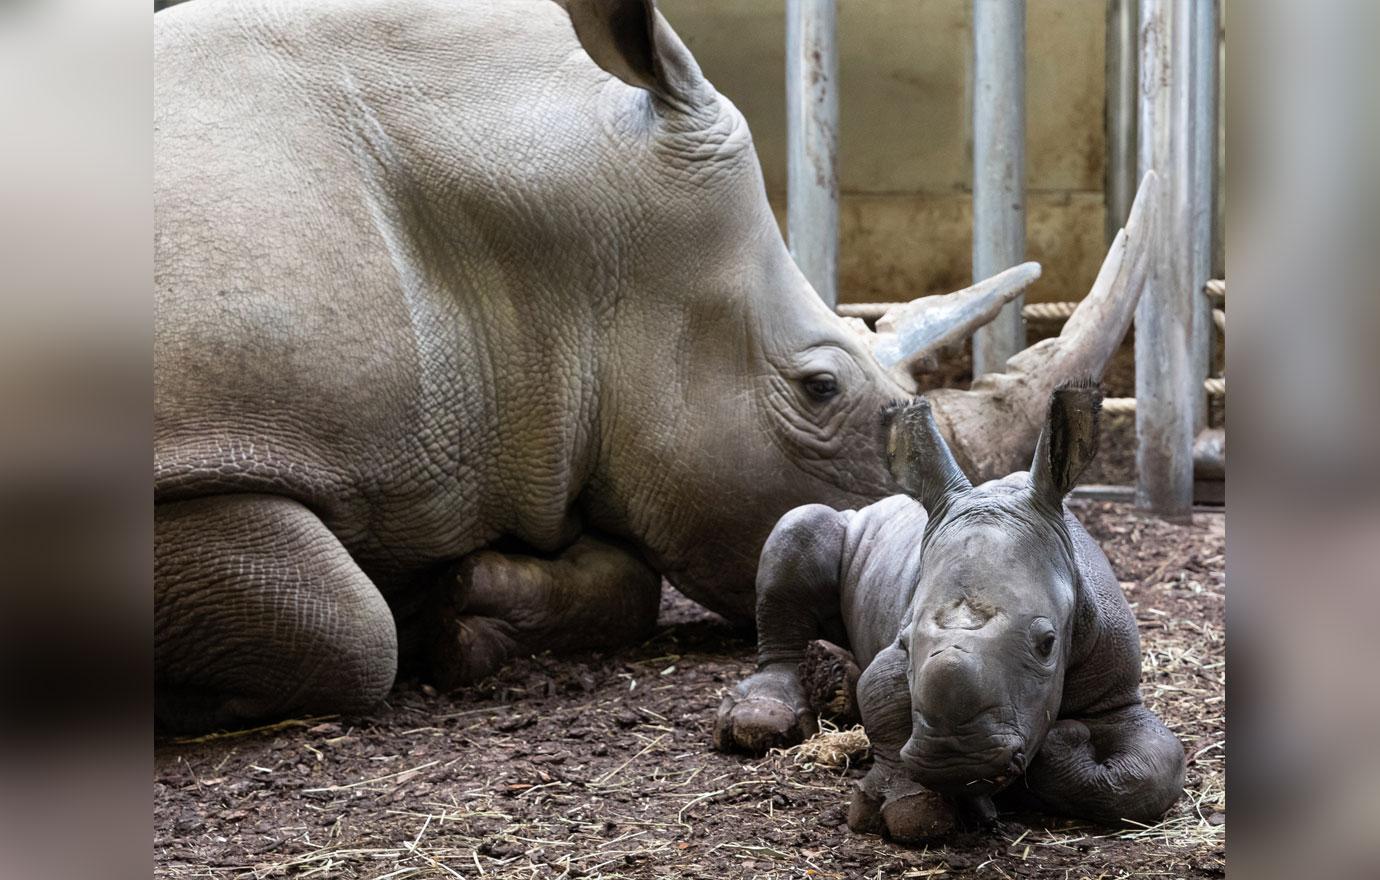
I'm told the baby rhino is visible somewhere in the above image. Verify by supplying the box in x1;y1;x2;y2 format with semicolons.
715;384;1185;841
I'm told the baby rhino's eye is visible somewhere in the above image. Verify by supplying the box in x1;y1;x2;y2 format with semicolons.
1029;619;1057;662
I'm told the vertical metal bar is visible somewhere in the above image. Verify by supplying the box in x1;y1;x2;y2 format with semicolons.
1212;3;1225;279
1105;0;1139;245
1135;0;1194;519
786;0;839;308
971;0;1027;376
1190;0;1218;426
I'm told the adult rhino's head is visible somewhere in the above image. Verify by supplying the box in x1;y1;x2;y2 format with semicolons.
560;1;1150;619
559;0;899;616
882;385;1102;797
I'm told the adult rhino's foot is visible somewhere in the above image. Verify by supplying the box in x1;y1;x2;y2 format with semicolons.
428;535;662;691
430;607;520;689
713;664;818;754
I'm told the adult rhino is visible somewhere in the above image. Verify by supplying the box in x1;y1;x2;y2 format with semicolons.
155;0;1150;731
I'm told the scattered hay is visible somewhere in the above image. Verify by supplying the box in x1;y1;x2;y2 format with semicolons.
169;714;339;745
776;720;871;770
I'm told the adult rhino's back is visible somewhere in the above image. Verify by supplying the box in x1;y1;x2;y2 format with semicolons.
155;0;618;559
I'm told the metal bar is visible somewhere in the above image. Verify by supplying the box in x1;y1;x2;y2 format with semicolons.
786;0;839;308
1190;0;1218;431
1135;0;1195;519
971;0;1027;376
1211;3;1225;279
1105;0;1139;245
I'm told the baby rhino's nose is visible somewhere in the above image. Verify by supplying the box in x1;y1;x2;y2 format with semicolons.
917;649;985;727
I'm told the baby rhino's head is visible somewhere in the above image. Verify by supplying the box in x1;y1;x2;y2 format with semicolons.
882;383;1101;796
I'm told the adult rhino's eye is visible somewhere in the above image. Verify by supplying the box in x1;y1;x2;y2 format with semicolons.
1037;632;1056;659
802;374;839;401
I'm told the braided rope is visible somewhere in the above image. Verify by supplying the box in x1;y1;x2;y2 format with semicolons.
1020;301;1078;321
837;300;1081;322
839;280;1227;325
1102;378;1226;417
1102;397;1137;416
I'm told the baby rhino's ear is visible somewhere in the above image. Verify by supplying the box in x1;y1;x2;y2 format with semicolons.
883;398;971;516
1029;380;1102;509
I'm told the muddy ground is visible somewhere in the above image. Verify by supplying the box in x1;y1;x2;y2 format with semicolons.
154;499;1225;879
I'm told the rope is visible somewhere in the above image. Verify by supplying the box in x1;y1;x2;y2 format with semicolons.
842;296;1227;333
1021;301;1078;321
837;300;1080;323
841;278;1227;325
1102;378;1226;417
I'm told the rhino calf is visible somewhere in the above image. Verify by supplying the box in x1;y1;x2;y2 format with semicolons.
715;385;1186;839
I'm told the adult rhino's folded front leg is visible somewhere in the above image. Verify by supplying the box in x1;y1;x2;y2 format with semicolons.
427;534;662;689
714;505;852;754
1020;703;1186;825
155;495;399;733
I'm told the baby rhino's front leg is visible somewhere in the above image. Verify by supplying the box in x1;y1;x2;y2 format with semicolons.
714;505;850;754
847;644;985;843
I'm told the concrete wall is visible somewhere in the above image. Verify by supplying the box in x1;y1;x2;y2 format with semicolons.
659;0;1110;305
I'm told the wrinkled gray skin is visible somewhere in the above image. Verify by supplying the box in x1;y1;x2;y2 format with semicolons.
715;387;1186;837
154;0;908;731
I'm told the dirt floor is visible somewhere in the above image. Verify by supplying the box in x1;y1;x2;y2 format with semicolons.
154;501;1225;879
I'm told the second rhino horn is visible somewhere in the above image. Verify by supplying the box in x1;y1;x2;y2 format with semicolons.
871;261;1043;372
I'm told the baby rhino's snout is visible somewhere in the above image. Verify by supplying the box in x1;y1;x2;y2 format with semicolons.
916;648;987;728
902;640;1028;795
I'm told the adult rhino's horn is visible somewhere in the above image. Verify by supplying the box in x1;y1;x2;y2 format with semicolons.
870;262;1043;372
926;170;1159;483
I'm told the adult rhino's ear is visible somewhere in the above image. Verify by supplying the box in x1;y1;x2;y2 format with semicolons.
563;0;707;111
883;398;972;516
1029;380;1102;509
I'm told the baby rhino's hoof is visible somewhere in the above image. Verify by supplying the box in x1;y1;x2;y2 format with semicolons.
881;788;960;843
713;668;818;754
847;782;959;844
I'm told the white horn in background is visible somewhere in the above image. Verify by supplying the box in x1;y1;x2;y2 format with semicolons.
927;170;1159;482
871;261;1043;372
